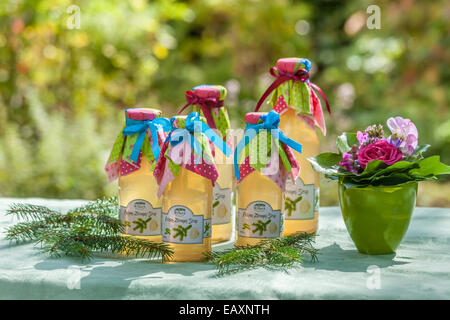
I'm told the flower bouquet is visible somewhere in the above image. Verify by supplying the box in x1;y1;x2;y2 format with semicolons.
308;117;450;254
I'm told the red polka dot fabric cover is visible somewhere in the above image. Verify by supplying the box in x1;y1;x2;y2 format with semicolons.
153;115;219;197
236;112;300;192
192;85;232;146
104;108;165;182
269;58;327;135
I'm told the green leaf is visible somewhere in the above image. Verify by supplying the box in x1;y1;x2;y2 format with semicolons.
353;160;415;181
414;144;430;155
409;156;450;177
336;133;358;154
356;160;386;177
307;153;343;176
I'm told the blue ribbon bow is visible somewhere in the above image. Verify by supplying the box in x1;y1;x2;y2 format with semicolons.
234;110;302;181
166;112;231;166
122;117;171;163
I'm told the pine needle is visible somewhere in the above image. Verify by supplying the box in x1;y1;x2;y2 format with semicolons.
7;203;65;222
4;197;173;262
206;232;319;275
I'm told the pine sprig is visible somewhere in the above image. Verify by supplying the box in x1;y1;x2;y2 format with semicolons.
37;231;173;262
5;221;53;242
206;232;318;275
4;197;173;262
67;197;119;218
7;203;64;222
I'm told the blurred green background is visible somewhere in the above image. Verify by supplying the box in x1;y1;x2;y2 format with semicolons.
0;0;449;206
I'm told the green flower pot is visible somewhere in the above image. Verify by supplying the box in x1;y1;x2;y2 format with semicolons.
338;181;418;255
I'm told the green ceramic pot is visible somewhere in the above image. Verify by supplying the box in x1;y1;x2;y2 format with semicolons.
338;181;418;255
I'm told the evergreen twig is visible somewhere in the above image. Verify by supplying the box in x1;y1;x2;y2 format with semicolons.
4;197;173;262
7;203;64;222
206;232;318;275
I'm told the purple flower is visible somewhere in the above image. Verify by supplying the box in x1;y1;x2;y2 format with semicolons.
339;145;360;174
339;152;356;173
386;117;418;156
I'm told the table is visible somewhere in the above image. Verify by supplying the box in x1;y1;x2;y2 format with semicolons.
0;198;449;300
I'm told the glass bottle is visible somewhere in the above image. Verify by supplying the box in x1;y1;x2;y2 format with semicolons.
260;57;329;235
280;107;320;235
154;113;229;261
191;85;233;243
105;108;167;243
234;111;301;246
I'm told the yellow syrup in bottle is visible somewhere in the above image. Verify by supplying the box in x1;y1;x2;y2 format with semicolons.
162;167;212;262
119;157;162;242
211;151;233;243
280;108;320;234
236;171;283;246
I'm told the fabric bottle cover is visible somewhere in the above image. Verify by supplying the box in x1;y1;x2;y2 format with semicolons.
126;108;161;121
276;57;311;73
153;112;232;197
234;110;301;192
179;84;231;147
254;57;330;135
104;108;170;182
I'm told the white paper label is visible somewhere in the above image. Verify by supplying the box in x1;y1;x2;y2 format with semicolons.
212;183;232;225
237;201;283;238
283;177;316;220
120;199;162;236
162;205;211;244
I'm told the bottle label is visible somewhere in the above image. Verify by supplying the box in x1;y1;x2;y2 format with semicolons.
120;199;162;236
314;187;320;212
283;177;316;220
162;205;211;244
212;183;232;225
237;201;283;238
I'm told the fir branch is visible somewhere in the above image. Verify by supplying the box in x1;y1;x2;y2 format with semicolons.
37;230;173;262
5;221;52;242
67;197;119;218
7;203;64;222
206;232;318;275
4;198;172;262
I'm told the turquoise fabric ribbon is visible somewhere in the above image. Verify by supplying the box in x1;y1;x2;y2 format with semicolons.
167;112;231;166
234;110;302;181
122;117;171;163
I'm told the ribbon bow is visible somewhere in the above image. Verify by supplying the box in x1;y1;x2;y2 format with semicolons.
177;91;224;129
254;67;331;114
167;112;231;166
122;117;171;163
234;110;302;181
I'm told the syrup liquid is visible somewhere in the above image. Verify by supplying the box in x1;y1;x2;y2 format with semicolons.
279;108;320;235
162;167;212;262
236;171;283;246
119;157;162;242
211;149;233;243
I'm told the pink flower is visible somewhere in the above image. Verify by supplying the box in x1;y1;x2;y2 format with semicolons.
386;117;418;156
358;140;402;169
356;131;369;145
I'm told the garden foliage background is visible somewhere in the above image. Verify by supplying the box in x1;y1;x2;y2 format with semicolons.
0;0;449;206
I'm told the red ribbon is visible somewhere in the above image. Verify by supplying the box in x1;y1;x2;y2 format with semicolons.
254;67;331;114
177;91;224;129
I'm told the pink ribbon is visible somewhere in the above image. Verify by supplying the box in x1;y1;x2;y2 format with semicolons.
254;67;331;115
177;90;224;129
